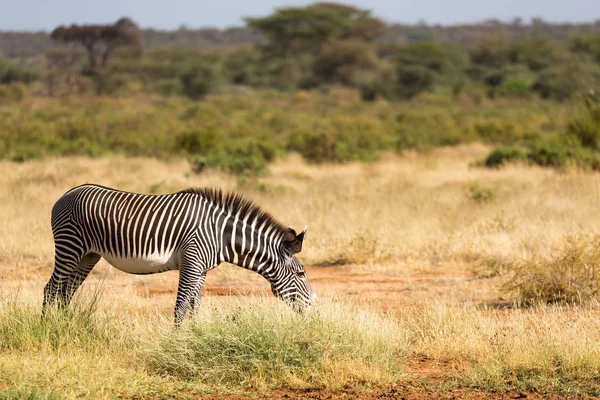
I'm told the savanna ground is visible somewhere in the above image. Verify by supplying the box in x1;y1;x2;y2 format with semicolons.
2;145;600;399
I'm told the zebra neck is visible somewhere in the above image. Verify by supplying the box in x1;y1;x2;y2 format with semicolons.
222;215;283;276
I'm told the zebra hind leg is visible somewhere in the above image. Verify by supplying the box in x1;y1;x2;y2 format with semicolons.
43;260;79;315
61;253;101;309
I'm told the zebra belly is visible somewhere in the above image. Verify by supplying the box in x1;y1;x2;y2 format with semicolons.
102;251;178;275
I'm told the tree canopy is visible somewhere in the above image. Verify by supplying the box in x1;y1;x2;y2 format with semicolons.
51;17;142;68
245;2;384;55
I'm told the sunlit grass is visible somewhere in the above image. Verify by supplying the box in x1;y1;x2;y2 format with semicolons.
147;297;403;390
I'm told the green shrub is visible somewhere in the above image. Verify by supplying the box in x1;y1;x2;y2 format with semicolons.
567;94;600;151
312;40;378;86
473;120;517;143
395;64;434;99
499;77;532;97
254;56;313;90
503;235;600;305
0;60;38;85
149;79;182;96
483;146;528;168
533;66;582;101
192;137;278;176
527;137;574;168
289;118;386;163
6;146;43;163
528;136;600;170
396;42;449;73
468;36;511;70
222;47;260;85
352;65;397;101
180;63;222;99
571;34;600;63
508;38;562;72
175;126;223;155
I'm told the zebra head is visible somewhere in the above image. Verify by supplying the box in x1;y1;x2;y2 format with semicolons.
269;226;315;310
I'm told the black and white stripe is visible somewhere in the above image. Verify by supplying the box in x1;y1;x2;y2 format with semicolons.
43;184;315;325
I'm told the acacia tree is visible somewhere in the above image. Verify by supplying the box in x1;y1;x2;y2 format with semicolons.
245;2;384;56
50;17;142;69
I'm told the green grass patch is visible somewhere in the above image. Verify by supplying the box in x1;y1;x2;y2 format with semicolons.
0;290;117;352
146;297;403;390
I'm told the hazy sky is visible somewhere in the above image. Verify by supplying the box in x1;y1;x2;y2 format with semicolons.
1;0;599;31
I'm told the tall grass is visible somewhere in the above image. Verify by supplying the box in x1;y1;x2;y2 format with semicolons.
146;297;403;390
0;289;115;352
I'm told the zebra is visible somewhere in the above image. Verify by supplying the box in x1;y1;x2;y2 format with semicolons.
43;184;315;325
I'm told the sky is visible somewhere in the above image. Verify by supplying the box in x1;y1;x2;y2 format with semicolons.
0;0;599;31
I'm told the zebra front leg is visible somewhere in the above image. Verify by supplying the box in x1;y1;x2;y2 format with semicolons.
189;272;207;319
174;260;205;327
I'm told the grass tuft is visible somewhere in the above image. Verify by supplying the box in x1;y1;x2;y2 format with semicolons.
503;235;600;305
0;288;114;352
145;297;403;390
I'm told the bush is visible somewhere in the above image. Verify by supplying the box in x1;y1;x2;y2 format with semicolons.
483;146;528;168
394;42;459;99
288;118;386;163
146;298;401;389
222;47;260;85
503;236;600;305
567;94;600;151
191;137;278;176
352;65;397;101
468;36;511;69
532;65;582;101
149;79;182;96
312;40;378;86
180;62;222;99
473;120;517;143
90;70;129;96
528;136;600;170
254;56;313;90
571;34;600;63
395;64;434;99
498;77;532;97
0;60;38;85
396;42;449;73
175;126;223;155
527;136;575;168
508;38;562;72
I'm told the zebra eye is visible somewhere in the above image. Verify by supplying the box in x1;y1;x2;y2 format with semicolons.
296;270;306;278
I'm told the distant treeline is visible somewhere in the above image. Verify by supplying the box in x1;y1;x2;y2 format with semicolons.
2;19;600;60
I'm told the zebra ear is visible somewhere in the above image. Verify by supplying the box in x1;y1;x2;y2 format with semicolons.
285;228;305;254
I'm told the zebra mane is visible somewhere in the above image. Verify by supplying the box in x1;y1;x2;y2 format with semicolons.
179;187;291;240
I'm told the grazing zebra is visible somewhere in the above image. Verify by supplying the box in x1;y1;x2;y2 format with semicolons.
43;184;315;325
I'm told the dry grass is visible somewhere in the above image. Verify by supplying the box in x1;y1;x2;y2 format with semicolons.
503;235;600;305
3;145;600;397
